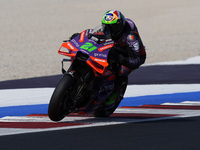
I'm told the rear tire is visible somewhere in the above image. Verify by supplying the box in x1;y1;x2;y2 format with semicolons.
48;75;75;121
94;77;128;117
94;100;121;117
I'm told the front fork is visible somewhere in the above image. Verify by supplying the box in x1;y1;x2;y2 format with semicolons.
62;58;95;108
61;58;116;113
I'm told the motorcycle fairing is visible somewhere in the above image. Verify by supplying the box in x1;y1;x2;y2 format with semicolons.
58;30;114;75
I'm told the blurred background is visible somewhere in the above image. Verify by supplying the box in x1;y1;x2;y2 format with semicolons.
0;0;200;81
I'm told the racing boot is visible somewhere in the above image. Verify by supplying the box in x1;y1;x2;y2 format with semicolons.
104;93;119;109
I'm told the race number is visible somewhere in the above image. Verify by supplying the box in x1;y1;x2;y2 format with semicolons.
80;42;97;52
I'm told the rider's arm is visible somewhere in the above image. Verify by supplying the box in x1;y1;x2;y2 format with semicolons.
120;32;146;70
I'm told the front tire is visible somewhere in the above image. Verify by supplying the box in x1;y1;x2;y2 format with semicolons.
48;75;75;121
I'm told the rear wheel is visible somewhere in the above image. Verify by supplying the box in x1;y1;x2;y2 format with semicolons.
48;75;75;121
94;77;128;117
94;100;121;117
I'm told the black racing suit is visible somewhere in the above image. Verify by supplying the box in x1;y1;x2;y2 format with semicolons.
106;18;146;104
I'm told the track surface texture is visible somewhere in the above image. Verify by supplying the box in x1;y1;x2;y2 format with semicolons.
0;116;200;150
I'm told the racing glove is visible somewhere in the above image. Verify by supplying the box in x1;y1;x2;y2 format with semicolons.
109;52;127;65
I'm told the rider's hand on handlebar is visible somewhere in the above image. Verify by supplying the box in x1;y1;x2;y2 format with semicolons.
110;52;126;65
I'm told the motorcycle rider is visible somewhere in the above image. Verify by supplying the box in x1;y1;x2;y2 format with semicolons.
70;10;146;109
100;10;146;108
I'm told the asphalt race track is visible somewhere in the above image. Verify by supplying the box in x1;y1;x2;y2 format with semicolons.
0;64;200;150
1;116;200;150
1;64;200;89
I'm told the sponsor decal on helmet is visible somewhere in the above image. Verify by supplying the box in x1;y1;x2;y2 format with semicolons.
113;10;120;18
102;10;120;24
105;13;113;21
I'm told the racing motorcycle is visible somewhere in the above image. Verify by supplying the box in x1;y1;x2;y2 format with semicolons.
48;26;127;121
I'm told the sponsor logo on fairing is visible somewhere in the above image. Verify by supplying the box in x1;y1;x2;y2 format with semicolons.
80;49;89;55
71;39;80;47
90;36;99;43
84;29;89;37
103;41;114;46
98;44;114;52
94;58;106;62
79;30;85;42
99;84;114;93
89;38;98;45
94;53;107;58
67;42;75;50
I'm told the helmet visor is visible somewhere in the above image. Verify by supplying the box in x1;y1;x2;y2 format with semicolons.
102;22;123;36
102;24;111;35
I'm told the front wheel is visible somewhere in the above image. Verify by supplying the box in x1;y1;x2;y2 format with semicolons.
48;75;75;121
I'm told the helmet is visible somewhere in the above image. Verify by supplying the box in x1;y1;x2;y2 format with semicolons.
102;10;126;39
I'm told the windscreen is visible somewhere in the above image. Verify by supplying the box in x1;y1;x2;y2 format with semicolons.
91;25;111;40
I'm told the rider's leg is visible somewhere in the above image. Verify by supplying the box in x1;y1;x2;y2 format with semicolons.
104;65;131;107
104;76;128;107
